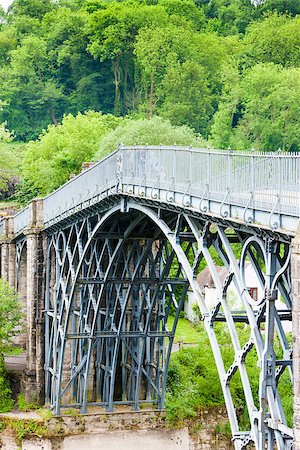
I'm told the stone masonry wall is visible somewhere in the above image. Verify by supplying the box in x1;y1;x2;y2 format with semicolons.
0;408;233;450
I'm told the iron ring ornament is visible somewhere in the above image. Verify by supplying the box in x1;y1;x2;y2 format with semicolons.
240;236;267;307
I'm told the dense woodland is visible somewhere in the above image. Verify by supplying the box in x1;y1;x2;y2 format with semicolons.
0;0;300;201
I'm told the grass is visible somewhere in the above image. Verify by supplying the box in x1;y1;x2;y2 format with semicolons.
165;321;293;429
168;317;201;343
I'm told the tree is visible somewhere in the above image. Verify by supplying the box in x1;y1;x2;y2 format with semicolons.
0;279;22;412
157;0;206;30
158;60;213;135
244;13;300;67
202;0;300;35
8;0;56;20
0;28;17;67
20;111;122;198
0;121;20;195
134;24;190;117
209;60;241;149
94;116;206;161
87;1;169;115
158;32;241;136
0;35;67;139
211;63;300;151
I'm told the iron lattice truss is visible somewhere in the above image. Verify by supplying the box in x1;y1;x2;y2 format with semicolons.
43;199;293;450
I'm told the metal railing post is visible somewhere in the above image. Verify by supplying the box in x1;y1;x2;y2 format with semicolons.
228;148;232;197
207;149;211;187
189;146;192;184
278;148;282;215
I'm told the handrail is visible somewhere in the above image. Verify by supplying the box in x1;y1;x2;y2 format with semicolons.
2;146;300;235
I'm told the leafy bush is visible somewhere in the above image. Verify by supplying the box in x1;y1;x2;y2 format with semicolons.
166;321;292;429
20;111;122;199
17;393;38;412
0;124;22;198
0;279;22;355
0;362;14;412
0;279;22;413
95;116;206;161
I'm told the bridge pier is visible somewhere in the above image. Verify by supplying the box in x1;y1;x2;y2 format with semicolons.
20;200;45;404
293;222;300;449
1;200;45;403
0;217;16;286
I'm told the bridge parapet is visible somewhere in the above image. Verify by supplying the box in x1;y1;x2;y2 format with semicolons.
45;146;300;233
13;199;44;237
1;146;299;237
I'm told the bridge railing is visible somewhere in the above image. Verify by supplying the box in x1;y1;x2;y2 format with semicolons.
43;149;119;226
121;146;300;216
4;146;300;234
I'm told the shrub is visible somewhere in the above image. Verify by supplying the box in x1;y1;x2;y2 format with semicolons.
0;279;22;413
17;393;38;412
20;111;122;199
94;116;206;161
0;363;14;412
166;321;293;429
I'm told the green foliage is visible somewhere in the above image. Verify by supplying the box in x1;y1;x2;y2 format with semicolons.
9;0;57;20
20;111;121;198
166;322;293;428
0;0;298;152
17;393;38;412
0;0;299;200
215;420;231;436
0;279;22;356
5;418;49;443
244;13;300;67
0;280;22;413
202;0;300;35
158;60;213;135
37;408;53;421
0;125;22;195
212;62;300;151
167;317;201;343
0;362;14;413
94;116;206;161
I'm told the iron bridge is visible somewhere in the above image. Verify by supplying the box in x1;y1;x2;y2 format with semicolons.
4;146;300;450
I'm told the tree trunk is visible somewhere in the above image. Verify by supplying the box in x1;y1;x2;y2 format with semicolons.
282;117;287;151
112;59;121;116
48;109;58;126
148;73;154;118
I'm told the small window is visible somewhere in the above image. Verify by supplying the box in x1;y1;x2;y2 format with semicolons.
249;287;258;301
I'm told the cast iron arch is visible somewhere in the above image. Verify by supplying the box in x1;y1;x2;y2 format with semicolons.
45;199;293;450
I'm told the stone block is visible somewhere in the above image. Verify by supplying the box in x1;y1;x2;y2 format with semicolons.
22;439;52;450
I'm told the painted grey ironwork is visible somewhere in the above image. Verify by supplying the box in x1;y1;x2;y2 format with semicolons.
44;200;293;450
44;210;189;414
37;146;300;234
4;146;299;450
